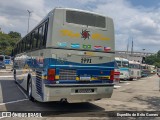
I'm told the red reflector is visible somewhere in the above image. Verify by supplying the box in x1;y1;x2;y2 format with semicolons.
110;70;114;80
114;72;120;75
48;69;55;80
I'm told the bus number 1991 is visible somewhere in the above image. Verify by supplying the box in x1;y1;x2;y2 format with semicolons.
81;58;92;63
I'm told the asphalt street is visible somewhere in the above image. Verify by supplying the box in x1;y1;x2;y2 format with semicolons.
0;69;160;120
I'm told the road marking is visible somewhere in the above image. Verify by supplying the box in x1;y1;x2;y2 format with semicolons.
0;76;13;78
114;85;121;88
17;85;28;99
0;70;12;72
0;99;28;106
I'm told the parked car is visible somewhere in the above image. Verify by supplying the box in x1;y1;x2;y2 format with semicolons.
0;61;6;69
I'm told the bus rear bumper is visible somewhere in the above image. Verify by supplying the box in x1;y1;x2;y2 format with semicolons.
43;83;114;103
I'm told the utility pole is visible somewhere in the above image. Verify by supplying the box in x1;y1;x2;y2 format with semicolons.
27;10;33;33
126;38;129;59
131;37;133;56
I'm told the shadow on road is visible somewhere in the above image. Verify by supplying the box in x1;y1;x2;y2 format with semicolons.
131;95;160;111
0;80;26;104
0;79;105;117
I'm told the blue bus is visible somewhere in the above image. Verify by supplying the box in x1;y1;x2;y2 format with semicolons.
12;8;115;103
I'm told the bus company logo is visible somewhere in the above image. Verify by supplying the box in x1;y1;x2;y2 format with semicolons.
81;29;90;40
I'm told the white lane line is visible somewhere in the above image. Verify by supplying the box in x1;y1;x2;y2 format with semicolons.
114;85;122;88
17;85;28;99
0;76;13;78
114;85;121;88
0;71;12;73
0;99;28;106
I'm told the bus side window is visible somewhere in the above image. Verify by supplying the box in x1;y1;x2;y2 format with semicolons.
24;38;27;52
38;26;43;48
35;29;39;49
32;32;36;50
20;41;23;53
26;36;29;51
43;20;49;47
30;34;33;50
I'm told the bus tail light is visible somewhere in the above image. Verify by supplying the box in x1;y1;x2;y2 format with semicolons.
110;70;114;80
114;71;120;80
48;69;56;80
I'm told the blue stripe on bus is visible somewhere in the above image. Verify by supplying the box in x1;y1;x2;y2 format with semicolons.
24;57;114;84
50;65;114;69
119;68;129;71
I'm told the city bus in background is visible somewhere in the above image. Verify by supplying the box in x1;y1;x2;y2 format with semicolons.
140;64;150;77
115;57;130;80
12;8;115;103
129;61;141;80
114;61;120;84
0;55;6;69
0;55;5;63
148;65;156;75
4;55;12;65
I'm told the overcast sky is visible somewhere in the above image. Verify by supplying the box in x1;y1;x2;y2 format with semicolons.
0;0;160;53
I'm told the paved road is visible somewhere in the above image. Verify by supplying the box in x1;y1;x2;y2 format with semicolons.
0;70;160;120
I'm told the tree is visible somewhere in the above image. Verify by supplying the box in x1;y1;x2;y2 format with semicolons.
0;41;9;49
145;51;160;68
157;50;160;58
8;31;21;39
0;31;19;55
10;42;16;47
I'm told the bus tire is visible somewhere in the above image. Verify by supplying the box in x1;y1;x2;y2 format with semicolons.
27;78;35;102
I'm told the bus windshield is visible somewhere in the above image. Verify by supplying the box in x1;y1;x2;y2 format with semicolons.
5;56;11;59
129;64;140;69
122;61;129;68
0;56;4;61
116;61;121;67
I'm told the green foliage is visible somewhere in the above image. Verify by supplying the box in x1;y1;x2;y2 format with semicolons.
0;31;20;55
8;31;21;39
145;51;160;68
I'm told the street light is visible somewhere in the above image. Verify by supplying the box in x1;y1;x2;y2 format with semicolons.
142;49;146;63
27;10;33;33
142;49;145;56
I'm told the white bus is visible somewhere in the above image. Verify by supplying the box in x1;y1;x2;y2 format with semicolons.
129;61;141;80
115;57;130;80
12;8;115;103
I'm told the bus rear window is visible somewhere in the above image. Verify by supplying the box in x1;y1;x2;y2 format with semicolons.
66;11;106;28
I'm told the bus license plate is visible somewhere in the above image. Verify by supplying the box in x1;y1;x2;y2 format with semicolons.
80;76;91;81
75;89;94;93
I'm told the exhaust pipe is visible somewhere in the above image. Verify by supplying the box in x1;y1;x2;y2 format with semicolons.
60;98;68;103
